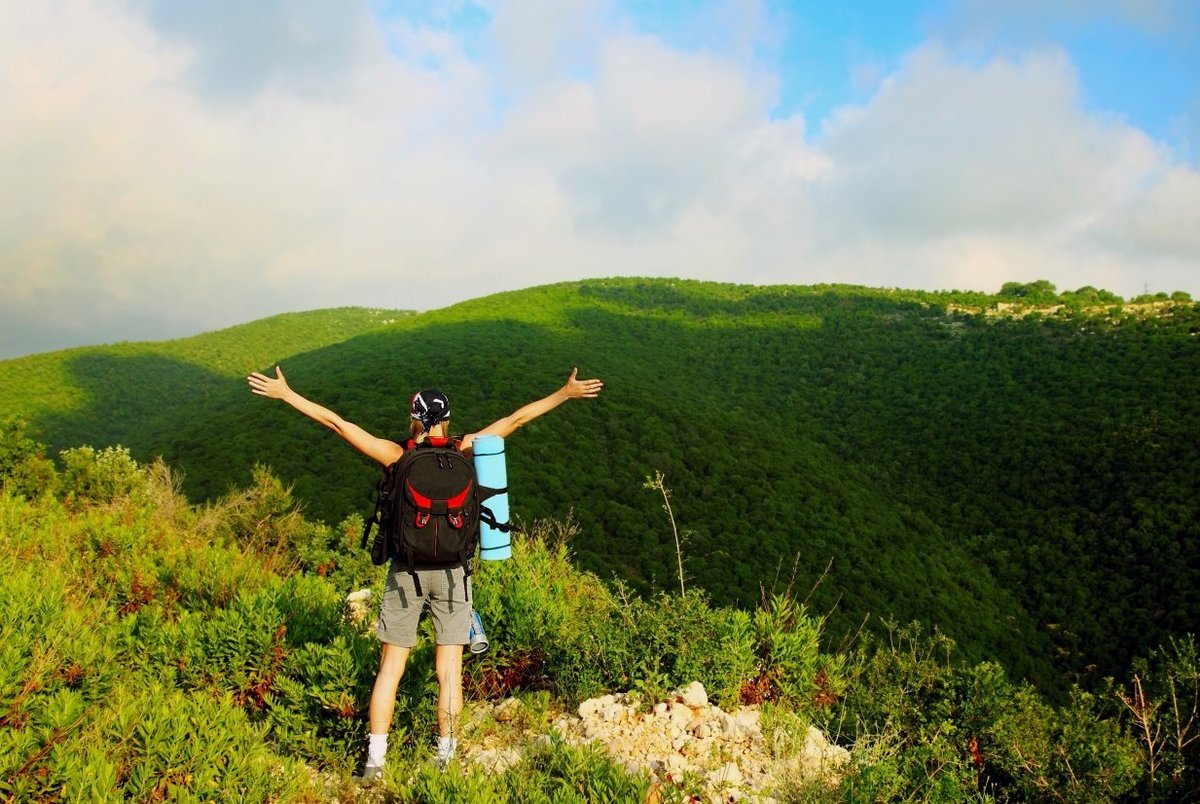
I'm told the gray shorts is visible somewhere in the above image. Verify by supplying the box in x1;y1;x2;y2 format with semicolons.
377;564;472;647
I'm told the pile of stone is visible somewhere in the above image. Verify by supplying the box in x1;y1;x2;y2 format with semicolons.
460;681;850;803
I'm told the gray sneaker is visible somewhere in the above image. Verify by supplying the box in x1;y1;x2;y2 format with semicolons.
357;760;384;782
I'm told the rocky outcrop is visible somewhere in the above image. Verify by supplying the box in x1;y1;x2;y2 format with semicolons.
461;681;850;803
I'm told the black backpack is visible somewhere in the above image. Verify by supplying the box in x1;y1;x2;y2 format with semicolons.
361;438;506;596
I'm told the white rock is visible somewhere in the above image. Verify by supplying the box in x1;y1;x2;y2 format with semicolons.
707;761;743;788
734;709;761;734
473;748;521;774
679;681;709;709
495;697;520;723
578;694;614;719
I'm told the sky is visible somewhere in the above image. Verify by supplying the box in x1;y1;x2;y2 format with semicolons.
2;0;1198;359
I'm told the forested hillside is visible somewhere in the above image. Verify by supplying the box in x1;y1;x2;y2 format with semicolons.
3;279;1197;694
0;307;409;451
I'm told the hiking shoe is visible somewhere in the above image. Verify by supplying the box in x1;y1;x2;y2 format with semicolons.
356;761;384;782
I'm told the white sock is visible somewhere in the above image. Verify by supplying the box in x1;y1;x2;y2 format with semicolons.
368;733;388;766
436;735;457;760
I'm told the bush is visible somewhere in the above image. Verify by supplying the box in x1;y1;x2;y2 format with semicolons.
394;734;656;804
827;621;1144;802
748;593;846;710
0;543;313;801
0;415;57;498
990;684;1142;802
60;444;144;505
1;448;1192;801
1121;635;1200;801
467;519;770;707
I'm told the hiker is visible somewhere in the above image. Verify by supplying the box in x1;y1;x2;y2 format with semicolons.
246;364;603;776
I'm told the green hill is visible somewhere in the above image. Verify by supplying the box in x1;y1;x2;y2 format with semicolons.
3;279;1198;694
0;307;411;452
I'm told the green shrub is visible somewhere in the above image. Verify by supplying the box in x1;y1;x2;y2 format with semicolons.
0;543;311;800
989;683;1142;802
270;632;379;768
24;683;309;802
393;734;656;804
209;464;308;571
468;521;761;707
291;513;382;594
828;621;1144;802
0;415;57;498
60;444;143;504
750;593;846;710
1119;635;1200;801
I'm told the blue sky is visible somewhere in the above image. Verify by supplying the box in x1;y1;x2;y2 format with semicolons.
372;0;1198;155
1;0;1198;357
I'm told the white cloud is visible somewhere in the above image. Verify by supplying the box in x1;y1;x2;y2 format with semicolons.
808;45;1200;294
486;0;609;84
131;0;374;100
1;1;1197;358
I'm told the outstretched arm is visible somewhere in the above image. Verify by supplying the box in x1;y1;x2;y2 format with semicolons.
459;368;603;452
247;365;404;467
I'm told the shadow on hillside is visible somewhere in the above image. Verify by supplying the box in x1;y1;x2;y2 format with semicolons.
35;292;1194;697
35;351;236;459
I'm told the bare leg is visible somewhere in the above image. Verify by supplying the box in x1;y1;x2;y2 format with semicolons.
369;642;411;734
434;643;464;737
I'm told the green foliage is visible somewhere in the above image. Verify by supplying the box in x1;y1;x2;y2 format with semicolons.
988;684;1142;802
3;446;1200;800
389;734;657;804
0;415;58;498
751;594;846;708
468;518;764;708
0;525;313;801
1121;636;1200;801
825;621;1145;802
7;280;1196;697
1061;285;1123;308
59;444;144;504
0;454;386;797
999;279;1061;303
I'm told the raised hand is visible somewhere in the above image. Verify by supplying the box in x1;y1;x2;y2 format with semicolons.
562;367;603;399
247;365;292;399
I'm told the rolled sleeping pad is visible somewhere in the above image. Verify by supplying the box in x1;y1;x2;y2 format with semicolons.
472;434;511;560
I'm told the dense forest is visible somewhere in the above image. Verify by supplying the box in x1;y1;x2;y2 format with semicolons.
2;279;1197;697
